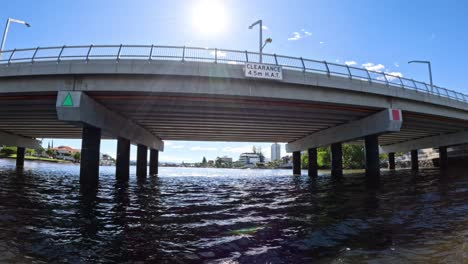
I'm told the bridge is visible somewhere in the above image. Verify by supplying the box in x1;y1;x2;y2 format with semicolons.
1;44;468;185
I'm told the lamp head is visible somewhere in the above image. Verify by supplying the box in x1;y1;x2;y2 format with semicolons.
248;20;262;29
265;38;272;44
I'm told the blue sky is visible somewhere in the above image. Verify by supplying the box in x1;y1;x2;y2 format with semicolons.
3;0;468;162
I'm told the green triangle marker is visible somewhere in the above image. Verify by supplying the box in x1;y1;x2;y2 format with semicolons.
62;92;74;107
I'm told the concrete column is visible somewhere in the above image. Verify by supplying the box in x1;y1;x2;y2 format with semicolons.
16;147;25;169
439;146;448;170
331;143;343;177
411;150;419;171
80;126;101;187
388;152;396;170
136;144;148;178
308;148;318;177
149;149;159;176
116;137;130;181
365;135;380;177
293;151;301;175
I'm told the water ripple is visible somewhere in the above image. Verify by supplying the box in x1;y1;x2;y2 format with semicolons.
0;160;467;263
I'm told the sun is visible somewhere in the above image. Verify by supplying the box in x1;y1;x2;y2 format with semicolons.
192;0;227;34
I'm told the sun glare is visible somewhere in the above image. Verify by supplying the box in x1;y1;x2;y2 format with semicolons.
192;0;227;34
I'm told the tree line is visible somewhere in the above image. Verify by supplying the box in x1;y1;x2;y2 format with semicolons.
300;145;389;169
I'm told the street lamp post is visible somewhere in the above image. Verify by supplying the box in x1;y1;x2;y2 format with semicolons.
1;18;31;55
249;19;272;63
408;60;433;93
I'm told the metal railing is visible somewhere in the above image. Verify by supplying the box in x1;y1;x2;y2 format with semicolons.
0;44;466;103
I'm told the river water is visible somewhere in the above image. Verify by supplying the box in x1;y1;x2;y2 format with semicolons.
0;159;466;263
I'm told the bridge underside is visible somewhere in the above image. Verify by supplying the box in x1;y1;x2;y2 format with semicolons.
1;92;467;147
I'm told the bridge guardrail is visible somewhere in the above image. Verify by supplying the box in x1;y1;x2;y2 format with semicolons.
0;44;466;103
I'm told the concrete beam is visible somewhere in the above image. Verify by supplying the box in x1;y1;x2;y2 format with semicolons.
0;130;40;149
365;135;380;177
149;149;159;176
411;150;419;171
380;131;468;153
3;60;468;116
16;147;25;169
331;143;343;177
439;146;448;170
308;148;318;177
116;137;130;181
286;109;402;152
293;151;301;176
136;144;148;178
388;153;396;170
56;91;164;151
80;126;101;187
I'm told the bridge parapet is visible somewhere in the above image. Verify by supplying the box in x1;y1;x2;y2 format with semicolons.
1;44;466;103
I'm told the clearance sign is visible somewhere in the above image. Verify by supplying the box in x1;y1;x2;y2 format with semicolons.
244;62;283;81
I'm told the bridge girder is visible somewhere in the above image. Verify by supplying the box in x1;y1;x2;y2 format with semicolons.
56;91;164;151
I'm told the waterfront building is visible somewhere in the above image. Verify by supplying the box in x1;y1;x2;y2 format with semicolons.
100;153;115;166
271;143;281;161
239;153;261;165
52;146;80;161
218;156;233;163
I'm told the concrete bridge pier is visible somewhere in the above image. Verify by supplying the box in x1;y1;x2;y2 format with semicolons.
0;131;41;170
149;149;159;176
331;143;343;177
365;135;380;177
56;91;164;184
411;150;419;171
439;146;448;170
80;126;101;187
388;153;396;170
16;147;25;170
293;151;301;175
308;148;318;177
116;138;130;181
136;144;148;178
286;109;402;178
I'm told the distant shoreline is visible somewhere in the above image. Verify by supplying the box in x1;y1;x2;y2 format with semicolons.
0;155;72;164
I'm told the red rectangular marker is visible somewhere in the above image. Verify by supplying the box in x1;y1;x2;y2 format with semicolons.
392;109;401;121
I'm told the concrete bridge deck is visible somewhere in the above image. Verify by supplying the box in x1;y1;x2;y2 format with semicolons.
1;45;467;184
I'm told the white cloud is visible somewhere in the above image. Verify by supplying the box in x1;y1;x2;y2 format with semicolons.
190;146;218;151
288;32;302;41
171;145;185;149
210;50;226;57
222;146;253;154
384;71;403;81
262;25;268;30
319;41;325;45
301;29;312;36
386;71;403;77
362;63;385;72
394;62;400;68
345;60;357;66
288;29;312;41
361;62;403;81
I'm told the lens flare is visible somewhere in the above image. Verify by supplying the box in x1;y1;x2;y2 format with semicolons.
192;0;226;34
